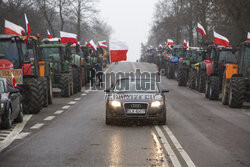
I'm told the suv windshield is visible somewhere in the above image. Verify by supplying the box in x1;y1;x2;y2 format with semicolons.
114;79;159;93
0;40;20;67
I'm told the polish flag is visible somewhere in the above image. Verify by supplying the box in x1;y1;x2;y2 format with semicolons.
98;40;107;49
247;32;250;42
197;23;206;37
4;20;24;36
88;40;97;50
214;31;229;47
60;31;78;44
24;14;31;43
183;40;187;49
167;39;174;45
47;30;52;39
11;73;17;88
109;40;128;63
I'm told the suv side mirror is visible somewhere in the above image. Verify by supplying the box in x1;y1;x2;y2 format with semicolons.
161;88;169;93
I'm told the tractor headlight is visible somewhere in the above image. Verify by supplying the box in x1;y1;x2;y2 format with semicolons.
110;100;121;107
151;101;163;108
1;103;4;109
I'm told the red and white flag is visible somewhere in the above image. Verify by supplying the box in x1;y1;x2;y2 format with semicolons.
109;40;128;63
167;39;174;45
214;31;229;47
4;20;24;36
247;32;250;42
60;31;78;44
98;40;107;49
47;30;52;39
197;23;206;37
24;13;31;43
11;72;17;88
183;40;187;49
88;40;97;50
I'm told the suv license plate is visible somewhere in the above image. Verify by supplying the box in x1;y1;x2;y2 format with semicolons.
126;109;146;114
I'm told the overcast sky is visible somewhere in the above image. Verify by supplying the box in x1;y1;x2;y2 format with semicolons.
98;0;158;62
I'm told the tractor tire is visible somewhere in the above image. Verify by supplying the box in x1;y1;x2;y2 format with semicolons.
60;73;71;97
40;77;48;107
189;69;196;89
21;78;43;114
205;77;210;98
177;69;188;86
198;70;206;93
209;76;220;100
82;67;86;86
222;72;229;105
73;67;80;94
168;63;175;79
48;75;53;104
229;77;245;108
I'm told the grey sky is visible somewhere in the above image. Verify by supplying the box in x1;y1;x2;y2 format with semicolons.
98;0;158;62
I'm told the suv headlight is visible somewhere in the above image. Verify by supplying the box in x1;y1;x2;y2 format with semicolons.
151;101;163;108
110;100;121;107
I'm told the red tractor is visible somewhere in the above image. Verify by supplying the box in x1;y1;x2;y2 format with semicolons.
204;45;238;100
0;34;43;114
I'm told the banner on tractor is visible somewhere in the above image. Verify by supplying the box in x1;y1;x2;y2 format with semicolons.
0;69;23;85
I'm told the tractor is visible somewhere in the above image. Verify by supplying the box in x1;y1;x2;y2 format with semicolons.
222;41;250;107
204;46;238;100
189;49;208;92
38;42;73;97
0;34;43;114
165;46;180;79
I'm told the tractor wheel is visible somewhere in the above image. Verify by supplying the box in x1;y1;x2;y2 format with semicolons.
222;72;229;105
209;76;220;100
48;75;53;104
189;69;196;89
198;70;206;93
73;67;80;94
168;63;175;79
40;77;48;107
82;67;86;86
78;68;82;92
229;77;245;108
21;78;43;114
177;69;188;86
60;73;71;97
205;77;210;98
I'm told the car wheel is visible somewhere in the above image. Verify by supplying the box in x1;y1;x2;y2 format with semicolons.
15;103;24;123
1;106;12;129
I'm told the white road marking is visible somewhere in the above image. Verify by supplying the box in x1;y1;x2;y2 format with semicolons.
0;115;32;152
155;126;181;167
68;101;76;105
54;110;64;115
163;126;195;167
85;90;90;93
74;98;81;101
44;116;55;121
30;123;44;130
152;132;169;167
15;132;30;140
104;66;110;73
0;130;12;133
62;105;70;109
81;93;87;96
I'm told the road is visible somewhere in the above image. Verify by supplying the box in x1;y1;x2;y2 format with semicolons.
0;62;250;167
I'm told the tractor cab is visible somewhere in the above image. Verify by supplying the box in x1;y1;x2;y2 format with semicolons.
0;35;24;69
239;42;250;78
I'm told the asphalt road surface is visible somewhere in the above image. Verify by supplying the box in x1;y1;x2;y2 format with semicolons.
0;62;250;167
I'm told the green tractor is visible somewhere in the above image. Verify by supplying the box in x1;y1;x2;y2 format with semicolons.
222;41;250;107
70;44;83;93
0;35;43;114
38;43;73;97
